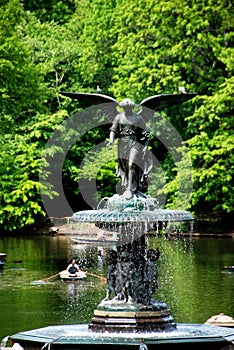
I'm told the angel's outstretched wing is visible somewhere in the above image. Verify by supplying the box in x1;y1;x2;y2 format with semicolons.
60;92;118;122
139;93;197;121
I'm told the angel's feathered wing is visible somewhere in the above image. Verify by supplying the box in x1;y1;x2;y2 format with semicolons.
61;91;197;123
60;92;118;122
139;93;197;121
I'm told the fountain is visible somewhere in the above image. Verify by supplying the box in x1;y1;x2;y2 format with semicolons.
9;92;234;349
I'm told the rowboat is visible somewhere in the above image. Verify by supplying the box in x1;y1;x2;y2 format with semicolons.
205;313;234;327
222;266;234;273
59;270;87;281
0;253;7;270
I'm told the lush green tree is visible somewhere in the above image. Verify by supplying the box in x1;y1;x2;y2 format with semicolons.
0;110;69;231
146;0;234;214
0;0;48;133
23;14;82;114
0;0;53;232
22;0;75;24
72;0;233;216
0;0;233;232
67;0;117;95
186;80;234;213
0;135;46;231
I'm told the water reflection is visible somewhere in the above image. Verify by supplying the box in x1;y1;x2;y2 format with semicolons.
0;235;233;342
64;282;85;320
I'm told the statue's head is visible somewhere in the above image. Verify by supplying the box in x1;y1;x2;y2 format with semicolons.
108;250;118;263
147;248;160;261
147;249;157;260
119;98;135;110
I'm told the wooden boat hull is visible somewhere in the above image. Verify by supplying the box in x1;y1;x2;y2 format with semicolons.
0;253;7;270
222;266;234;273
59;270;87;281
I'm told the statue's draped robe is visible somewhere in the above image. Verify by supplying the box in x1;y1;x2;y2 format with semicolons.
110;112;152;194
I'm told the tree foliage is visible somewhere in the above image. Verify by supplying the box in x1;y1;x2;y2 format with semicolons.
186;80;234;213
0;0;233;232
22;0;75;24
0;0;49;133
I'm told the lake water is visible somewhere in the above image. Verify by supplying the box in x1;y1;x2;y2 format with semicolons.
0;234;233;342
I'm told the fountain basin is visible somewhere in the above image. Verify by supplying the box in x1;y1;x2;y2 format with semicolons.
70;209;193;224
10;324;234;350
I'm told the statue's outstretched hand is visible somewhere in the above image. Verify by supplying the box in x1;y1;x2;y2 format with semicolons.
106;140;114;147
142;146;147;156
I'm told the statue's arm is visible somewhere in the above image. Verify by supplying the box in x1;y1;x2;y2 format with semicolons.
107;115;119;146
107;130;116;146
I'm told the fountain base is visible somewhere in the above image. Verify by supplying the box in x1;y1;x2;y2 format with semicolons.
10;323;234;350
89;299;176;332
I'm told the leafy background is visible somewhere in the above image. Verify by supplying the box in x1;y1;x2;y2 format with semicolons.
0;0;233;232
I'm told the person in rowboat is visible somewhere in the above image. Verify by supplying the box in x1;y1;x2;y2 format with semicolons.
139;339;148;350
66;258;80;276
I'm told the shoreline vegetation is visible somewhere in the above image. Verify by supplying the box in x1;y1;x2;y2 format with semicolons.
1;212;233;237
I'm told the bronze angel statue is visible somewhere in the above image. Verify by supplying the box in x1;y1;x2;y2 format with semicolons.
61;90;196;200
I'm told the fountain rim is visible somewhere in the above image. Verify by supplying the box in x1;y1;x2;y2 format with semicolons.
10;323;234;346
70;208;194;224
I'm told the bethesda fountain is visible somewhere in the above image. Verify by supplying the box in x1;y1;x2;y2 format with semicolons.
9;92;234;349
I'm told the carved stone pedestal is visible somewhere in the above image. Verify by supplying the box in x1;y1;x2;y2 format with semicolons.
89;233;176;333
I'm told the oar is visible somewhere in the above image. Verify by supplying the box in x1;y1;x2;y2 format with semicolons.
42;272;60;282
86;272;107;282
31;272;60;284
